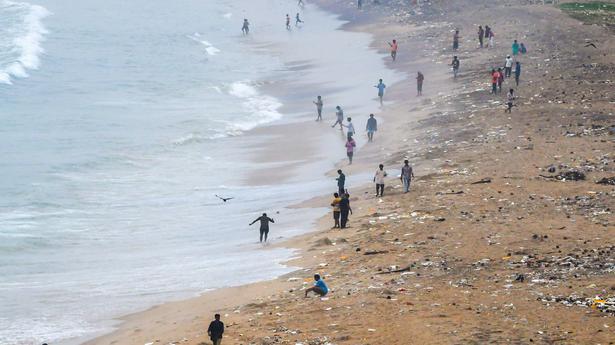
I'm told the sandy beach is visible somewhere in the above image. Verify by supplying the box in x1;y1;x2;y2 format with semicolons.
85;1;614;344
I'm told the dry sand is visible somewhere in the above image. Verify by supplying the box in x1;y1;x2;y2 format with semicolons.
86;1;614;344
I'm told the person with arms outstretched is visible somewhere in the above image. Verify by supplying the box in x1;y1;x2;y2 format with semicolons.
249;213;275;242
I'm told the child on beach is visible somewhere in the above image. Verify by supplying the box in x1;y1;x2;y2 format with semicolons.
374;79;386;105
388;39;398;61
416;71;424;96
451;56;460;79
345;136;356;165
331;193;342;228
366;113;377;142
305;274;328;297
332;106;344;129
295;13;303;26
343;117;355;138
520;42;527;54
506;88;515;113
313;95;323;121
373;164;387;197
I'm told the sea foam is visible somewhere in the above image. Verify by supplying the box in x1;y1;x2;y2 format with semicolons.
0;0;51;84
227;81;283;133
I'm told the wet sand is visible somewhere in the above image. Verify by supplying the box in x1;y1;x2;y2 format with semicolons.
86;1;614;344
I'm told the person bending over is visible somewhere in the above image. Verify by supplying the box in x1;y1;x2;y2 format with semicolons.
305;274;328;297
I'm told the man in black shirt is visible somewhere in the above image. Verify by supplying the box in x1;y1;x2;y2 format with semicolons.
207;314;224;345
249;213;275;242
339;193;353;229
336;169;346;195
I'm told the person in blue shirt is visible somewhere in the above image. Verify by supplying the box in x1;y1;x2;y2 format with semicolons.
366;113;377;142
374;79;386;105
305;274;328;297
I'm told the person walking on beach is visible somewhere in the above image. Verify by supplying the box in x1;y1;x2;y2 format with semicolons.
488;30;495;48
343;117;356;138
451;56;460;79
345;136;356;165
452;30;460;51
374;79;386;105
313;95;323;121
497;67;504;93
298;0;305;6
388;39;398;61
332;106;344;130
478;26;484;48
520;42;527;54
373;164;387;197
366;113;377;142
249;213;275;243
357;0;363;9
504;55;513;78
484;25;491;47
242;19;250;35
207;314;224;345
416;71;424;96
286;14;291;30
331;192;342;228
514;61;521;86
491;69;499;94
512;39;520;57
295;13;303;26
505;88;515;113
400;160;414;193
305;274;328;297
339;193;352;228
336;169;346;195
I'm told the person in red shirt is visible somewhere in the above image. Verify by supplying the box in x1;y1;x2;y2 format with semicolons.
491;69;499;94
388;39;398;61
497;67;504;93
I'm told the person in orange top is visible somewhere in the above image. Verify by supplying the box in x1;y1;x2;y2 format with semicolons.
388;39;398;61
491;68;499;94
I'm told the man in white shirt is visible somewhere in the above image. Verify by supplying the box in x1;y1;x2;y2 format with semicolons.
343;117;355;138
373;164;387;197
504;55;513;78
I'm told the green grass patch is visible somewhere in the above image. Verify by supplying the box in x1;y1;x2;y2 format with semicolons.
560;2;615;26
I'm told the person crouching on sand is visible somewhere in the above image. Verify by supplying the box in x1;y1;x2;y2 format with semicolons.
345;135;356;165
207;314;224;345
305;274;328;297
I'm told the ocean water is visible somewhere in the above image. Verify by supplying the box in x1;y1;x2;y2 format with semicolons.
0;0;399;344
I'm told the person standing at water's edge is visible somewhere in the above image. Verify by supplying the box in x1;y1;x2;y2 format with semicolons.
401;160;414;193
374;79;386;105
208;314;224;345
451;56;460;79
345;136;356;165
416;71;424;96
313;95;323;121
336;169;346;195
339;193;352;228
374;164;387;197
249;213;274;243
332;105;344;130
242;19;250;35
343;117;355;138
366;113;377;142
388;39;398;61
286;14;291;30
331;192;342;228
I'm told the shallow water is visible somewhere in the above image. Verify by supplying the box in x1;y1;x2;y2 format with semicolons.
0;0;399;343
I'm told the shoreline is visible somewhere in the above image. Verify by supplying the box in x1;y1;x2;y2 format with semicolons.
85;0;615;344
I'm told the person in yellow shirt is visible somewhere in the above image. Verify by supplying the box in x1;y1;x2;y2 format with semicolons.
331;192;342;228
